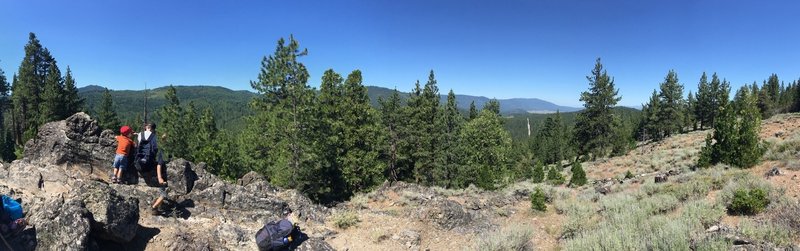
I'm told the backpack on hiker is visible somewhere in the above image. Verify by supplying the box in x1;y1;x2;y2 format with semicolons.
255;219;294;251
1;196;22;222
135;132;158;173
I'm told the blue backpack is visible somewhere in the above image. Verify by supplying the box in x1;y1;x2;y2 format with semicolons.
255;219;293;251
2;195;22;221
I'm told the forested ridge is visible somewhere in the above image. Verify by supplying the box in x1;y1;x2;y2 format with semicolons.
2;33;799;204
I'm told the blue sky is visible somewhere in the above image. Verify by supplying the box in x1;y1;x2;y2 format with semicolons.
1;0;799;107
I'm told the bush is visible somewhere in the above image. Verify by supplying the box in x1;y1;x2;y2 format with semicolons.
331;210;360;229
728;188;769;215
530;188;547;212
532;160;545;183
472;224;535;251
624;170;634;179
570;162;587;187
547;166;565;185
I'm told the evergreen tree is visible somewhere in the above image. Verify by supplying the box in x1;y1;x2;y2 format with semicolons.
531;160;545;183
695;72;711;129
39;60;63;124
537;111;566;165
686;91;697;131
657;70;685;137
757;75;779;119
484;99;501;115
379;89;407;182
458;109;512;189
698;86;764;168
338;70;384;194
61;66;84;117
12;33;53;145
0;66;13;161
574;58;621;159
546;165;564;185
639;90;661;141
408;71;442;186
569;161;587;187
317;69;347;197
245;37;326;201
468;100;478;120
97;88;120;130
434;90;464;188
158;85;188;158
710;73;731;127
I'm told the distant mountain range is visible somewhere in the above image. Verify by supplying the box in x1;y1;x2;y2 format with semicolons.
364;86;580;114
79;85;581;118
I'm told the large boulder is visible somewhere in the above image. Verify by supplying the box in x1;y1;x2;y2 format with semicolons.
23;113;115;174
28;194;93;251
424;199;472;230
74;181;140;243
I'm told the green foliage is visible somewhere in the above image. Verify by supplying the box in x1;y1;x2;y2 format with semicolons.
728;188;769;215
546;165;564;185
158;85;189;158
537;111;569;165
458;109;512;189
574;58;622;159
468;100;478;120
569;161;587;187
531;160;545;183
484;99;500;115
378;89;407;182
39;61;63;124
657;70;685;138
434;90;464;188
97;88;121;130
12;33;53;145
337;70;384;194
61;67;84;117
698;86;765;168
624;170;634;179
530;188;547;211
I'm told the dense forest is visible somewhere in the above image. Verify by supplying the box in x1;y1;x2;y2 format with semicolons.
2;33;799;204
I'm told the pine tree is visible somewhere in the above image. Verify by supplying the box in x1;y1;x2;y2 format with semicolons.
484;99;501;115
640;90;661;141
468;101;478;120
697;86;764;168
686;91;697;131
434;90;464;188
158;85;188;158
574;58;621;159
531;160;545;183
546;165;564;185
246;36;325;201
39;60;63;124
408;71;442;186
538;112;566;165
12;33;53;145
379;89;406;182
569;161;587;187
0;66;13;161
338;70;384;193
710;73;731;127
61;66;84;117
657;70;685;137
97;88;120;130
695;72;711;129
458;109;512;189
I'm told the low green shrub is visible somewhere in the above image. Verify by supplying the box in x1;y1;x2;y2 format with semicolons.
331;210;360;229
530;188;547;212
728;188;769;215
547;166;565;185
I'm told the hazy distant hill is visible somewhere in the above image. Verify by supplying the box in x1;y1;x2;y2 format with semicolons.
80;85;583;131
366;86;581;114
79;85;256;131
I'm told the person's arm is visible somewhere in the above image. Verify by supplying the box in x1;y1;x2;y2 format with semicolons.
157;152;165;184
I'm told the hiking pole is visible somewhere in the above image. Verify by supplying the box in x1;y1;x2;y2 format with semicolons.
0;232;15;251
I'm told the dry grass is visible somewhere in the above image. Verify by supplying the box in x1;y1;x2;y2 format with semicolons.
471;224;535;251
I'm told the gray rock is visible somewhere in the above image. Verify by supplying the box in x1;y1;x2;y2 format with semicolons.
765;167;782;177
28;195;93;251
23;113;115;171
654;175;668;183
74;181;140;243
424;199;472;230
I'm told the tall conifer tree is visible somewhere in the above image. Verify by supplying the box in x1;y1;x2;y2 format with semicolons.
574;58;621;159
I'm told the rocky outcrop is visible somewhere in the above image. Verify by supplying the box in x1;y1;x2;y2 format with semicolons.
23;113;115;172
0;113;336;250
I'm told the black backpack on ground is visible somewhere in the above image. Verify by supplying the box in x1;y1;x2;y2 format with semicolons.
255;219;293;251
135;132;157;173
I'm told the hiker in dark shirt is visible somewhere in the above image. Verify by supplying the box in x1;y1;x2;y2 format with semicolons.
150;133;168;216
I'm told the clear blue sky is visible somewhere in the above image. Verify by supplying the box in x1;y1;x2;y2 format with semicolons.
1;0;799;107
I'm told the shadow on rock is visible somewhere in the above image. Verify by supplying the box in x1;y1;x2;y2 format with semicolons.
159;199;194;220
3;227;38;251
95;225;160;251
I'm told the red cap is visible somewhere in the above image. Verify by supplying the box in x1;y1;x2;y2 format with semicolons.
120;126;131;135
